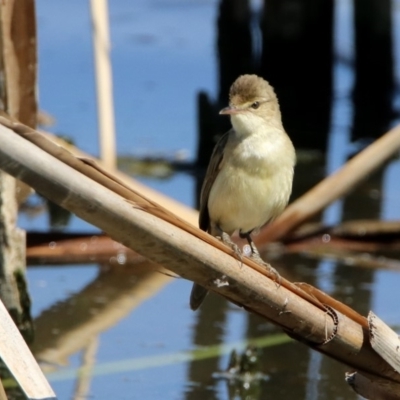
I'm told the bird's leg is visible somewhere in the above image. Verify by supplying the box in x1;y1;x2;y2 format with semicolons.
241;232;281;286
240;231;261;257
213;225;242;262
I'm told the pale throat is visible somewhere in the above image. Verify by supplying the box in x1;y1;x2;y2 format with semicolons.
231;112;269;137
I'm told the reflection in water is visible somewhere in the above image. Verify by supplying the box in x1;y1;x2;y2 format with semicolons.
32;261;172;369
213;346;268;400
72;336;98;400
186;295;228;400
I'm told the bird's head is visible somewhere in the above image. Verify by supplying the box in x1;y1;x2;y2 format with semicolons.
219;74;282;135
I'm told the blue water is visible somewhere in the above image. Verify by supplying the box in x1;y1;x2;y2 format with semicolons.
17;1;400;399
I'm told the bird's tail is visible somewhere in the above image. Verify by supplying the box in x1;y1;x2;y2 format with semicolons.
190;283;209;310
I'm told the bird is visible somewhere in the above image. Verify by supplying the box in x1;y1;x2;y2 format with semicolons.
190;74;296;311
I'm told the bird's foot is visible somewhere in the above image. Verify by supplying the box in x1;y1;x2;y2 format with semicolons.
217;232;242;264
249;252;281;288
240;232;280;284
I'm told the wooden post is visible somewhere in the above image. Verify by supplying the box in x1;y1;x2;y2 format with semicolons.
217;0;253;103
261;0;334;151
0;176;31;337
352;0;393;141
0;0;36;341
0;4;56;399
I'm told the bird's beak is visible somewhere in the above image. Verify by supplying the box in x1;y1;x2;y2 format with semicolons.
219;106;241;115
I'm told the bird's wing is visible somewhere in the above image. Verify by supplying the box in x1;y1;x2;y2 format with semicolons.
198;130;231;232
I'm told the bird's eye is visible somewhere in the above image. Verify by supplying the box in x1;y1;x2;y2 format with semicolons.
250;101;260;109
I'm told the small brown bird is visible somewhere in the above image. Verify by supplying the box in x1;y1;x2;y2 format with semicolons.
190;74;295;310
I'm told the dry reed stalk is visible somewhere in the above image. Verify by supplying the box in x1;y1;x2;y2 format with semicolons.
1;121;400;393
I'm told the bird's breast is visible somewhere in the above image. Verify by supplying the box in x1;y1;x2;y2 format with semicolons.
207;134;294;234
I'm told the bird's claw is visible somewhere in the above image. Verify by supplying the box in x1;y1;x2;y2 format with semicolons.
250;252;281;288
217;232;243;265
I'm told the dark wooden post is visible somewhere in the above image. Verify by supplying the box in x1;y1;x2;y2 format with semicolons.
352;0;393;140
261;0;334;152
217;0;253;102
